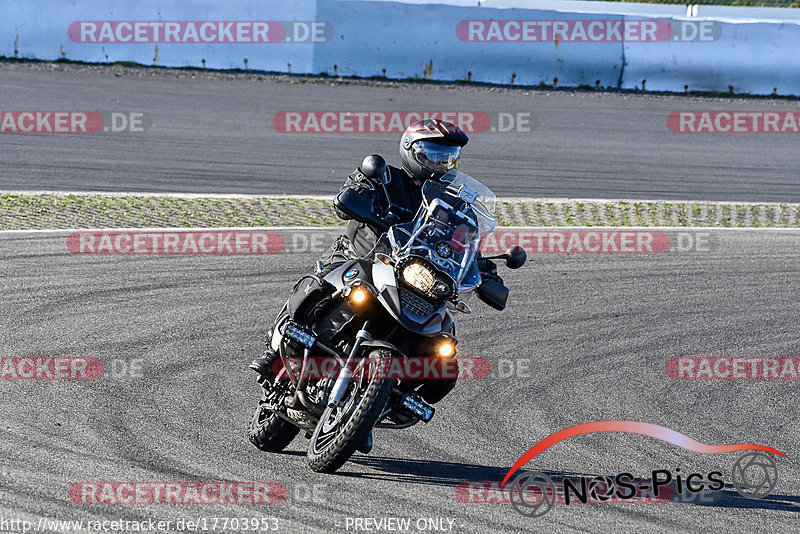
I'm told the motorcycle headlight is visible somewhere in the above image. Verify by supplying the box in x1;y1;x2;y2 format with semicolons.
437;340;455;358
350;287;368;304
402;262;436;293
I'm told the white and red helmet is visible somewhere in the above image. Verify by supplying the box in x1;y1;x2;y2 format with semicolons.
399;119;469;182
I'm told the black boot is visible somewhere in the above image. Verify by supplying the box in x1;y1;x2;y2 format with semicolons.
357;431;373;454
250;348;279;381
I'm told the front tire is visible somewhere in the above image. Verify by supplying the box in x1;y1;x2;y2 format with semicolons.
307;350;392;473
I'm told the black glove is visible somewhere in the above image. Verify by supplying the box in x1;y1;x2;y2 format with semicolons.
475;257;508;310
477;258;504;285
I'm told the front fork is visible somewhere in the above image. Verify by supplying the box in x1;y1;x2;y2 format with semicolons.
327;320;372;407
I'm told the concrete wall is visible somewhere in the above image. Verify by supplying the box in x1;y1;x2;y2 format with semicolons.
3;0;799;95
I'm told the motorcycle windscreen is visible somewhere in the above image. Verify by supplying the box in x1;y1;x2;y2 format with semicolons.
389;173;497;291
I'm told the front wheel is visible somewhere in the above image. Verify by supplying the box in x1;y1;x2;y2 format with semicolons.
307;350;392;473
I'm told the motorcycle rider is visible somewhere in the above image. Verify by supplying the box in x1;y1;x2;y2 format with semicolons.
250;118;503;451
322;118;471;266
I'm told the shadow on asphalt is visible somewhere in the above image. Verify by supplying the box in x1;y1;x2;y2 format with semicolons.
346;456;509;486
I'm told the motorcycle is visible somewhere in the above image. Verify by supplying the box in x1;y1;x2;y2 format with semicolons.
248;162;526;473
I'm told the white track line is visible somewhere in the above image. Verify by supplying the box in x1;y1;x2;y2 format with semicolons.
2;191;799;206
0;191;334;200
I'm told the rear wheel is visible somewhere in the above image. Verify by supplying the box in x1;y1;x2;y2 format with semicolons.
307;350;392;473
248;399;300;452
248;351;300;452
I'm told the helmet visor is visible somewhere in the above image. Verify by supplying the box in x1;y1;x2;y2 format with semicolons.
411;140;461;174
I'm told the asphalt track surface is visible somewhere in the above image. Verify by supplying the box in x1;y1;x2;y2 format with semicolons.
1;65;799;202
1;229;798;533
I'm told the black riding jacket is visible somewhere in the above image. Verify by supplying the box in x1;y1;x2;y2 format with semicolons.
332;164;422;259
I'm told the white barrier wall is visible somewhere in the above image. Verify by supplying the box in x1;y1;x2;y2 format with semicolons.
3;0;800;95
623;20;800;94
313;1;625;87
3;0;320;73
